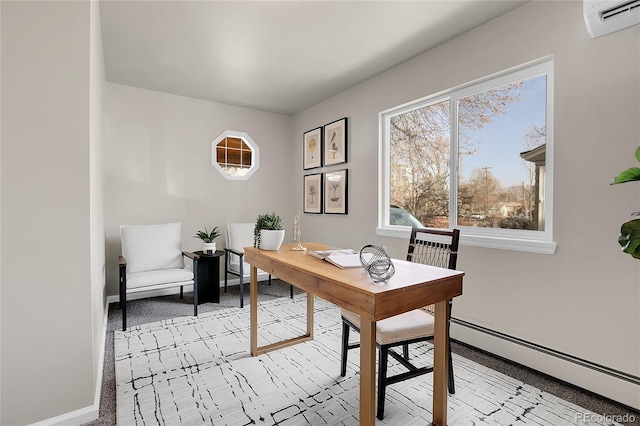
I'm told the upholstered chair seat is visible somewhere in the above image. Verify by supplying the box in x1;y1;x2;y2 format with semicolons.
126;269;194;291
340;308;435;346
228;259;250;276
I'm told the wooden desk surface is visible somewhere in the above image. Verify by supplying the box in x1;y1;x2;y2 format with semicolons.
244;242;464;321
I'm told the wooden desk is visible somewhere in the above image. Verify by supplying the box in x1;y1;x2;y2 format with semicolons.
244;243;464;426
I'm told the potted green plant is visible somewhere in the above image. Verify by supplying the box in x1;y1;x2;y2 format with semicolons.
194;225;222;255
254;212;285;250
612;146;640;259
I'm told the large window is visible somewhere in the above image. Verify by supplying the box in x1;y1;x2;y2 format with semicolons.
379;59;555;254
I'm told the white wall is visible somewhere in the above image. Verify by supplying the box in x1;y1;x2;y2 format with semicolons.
1;1;104;424
0;2;3;422
90;0;106;405
292;1;640;408
104;83;294;296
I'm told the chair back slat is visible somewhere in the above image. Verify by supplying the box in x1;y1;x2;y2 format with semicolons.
406;227;460;270
406;226;460;314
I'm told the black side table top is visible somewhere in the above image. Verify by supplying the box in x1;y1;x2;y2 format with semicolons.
194;250;224;258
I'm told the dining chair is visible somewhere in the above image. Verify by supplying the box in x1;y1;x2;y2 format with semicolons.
340;226;460;420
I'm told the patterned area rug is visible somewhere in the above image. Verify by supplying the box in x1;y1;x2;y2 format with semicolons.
115;295;618;425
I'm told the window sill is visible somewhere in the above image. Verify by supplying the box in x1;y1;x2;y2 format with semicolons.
376;227;557;255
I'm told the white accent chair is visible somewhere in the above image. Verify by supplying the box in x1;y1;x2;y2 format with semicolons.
224;223;293;307
119;222;199;330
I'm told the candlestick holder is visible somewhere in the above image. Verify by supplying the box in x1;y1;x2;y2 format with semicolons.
292;211;306;251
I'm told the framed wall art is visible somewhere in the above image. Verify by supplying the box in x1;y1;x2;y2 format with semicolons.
303;127;322;170
324;169;348;214
303;173;323;214
323;117;348;166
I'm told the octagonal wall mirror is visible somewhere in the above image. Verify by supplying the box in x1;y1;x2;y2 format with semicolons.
211;130;260;180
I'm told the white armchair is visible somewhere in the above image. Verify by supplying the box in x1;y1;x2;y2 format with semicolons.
224;223;293;307
119;222;199;330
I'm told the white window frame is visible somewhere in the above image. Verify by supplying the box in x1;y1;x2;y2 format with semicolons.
210;130;260;181
377;58;556;255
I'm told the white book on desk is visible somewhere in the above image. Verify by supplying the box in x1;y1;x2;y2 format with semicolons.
309;249;365;269
309;249;355;259
324;253;364;269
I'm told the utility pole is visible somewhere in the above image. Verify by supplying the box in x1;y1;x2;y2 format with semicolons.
482;166;492;218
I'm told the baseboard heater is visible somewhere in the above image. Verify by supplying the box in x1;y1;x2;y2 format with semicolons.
451;317;640;386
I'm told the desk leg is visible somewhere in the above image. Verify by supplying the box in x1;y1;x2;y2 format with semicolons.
250;265;258;356
249;266;313;356
306;293;314;339
432;300;448;426
359;317;376;426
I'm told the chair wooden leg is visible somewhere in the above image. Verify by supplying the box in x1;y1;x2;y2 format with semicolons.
121;302;126;331
239;262;244;308
224;269;228;292
448;341;455;394
119;270;127;331
193;260;198;316
447;298;455;394
268;274;272;285
402;343;409;359
121;295;127;331
289;284;294;298
377;345;389;420
340;320;350;377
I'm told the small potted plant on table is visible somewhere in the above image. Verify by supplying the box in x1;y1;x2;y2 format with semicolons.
194;225;222;255
254;212;285;250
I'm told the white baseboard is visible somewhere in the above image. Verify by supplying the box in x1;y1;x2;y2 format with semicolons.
106;274;272;305
451;320;640;411
29;298;110;425
28;404;98;426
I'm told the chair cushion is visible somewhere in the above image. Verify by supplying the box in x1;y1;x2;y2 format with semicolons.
121;222;184;274
229;260;270;279
127;268;194;290
229;260;251;275
341;308;435;346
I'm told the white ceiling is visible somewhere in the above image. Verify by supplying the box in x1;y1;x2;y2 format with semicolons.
100;1;528;115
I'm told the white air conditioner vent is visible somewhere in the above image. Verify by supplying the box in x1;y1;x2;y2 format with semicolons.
584;0;640;38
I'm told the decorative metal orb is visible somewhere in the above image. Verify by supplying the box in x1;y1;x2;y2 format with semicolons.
359;245;395;284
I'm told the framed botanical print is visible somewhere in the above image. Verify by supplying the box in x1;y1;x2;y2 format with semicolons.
303;127;322;170
304;173;323;214
324;169;348;214
324;117;348;166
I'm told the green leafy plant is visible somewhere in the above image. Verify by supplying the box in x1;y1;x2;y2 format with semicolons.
611;146;640;259
193;226;221;243
254;212;283;247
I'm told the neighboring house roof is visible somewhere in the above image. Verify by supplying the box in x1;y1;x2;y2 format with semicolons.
520;144;546;164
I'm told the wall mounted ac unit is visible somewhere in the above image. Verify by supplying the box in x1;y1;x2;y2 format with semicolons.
584;0;640;38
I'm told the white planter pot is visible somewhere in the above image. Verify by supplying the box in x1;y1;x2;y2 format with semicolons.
202;242;217;255
259;229;285;250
